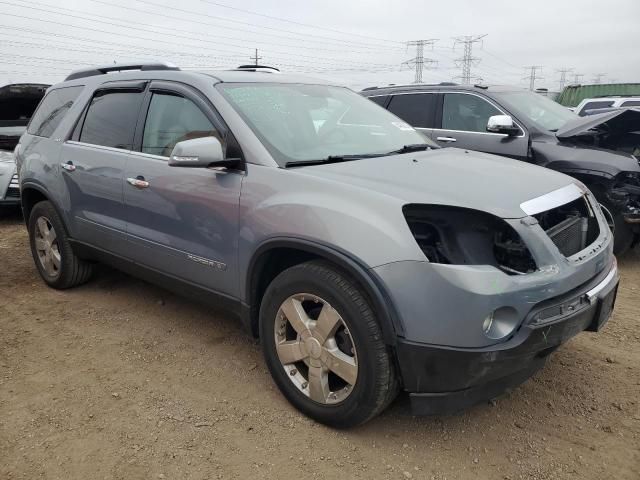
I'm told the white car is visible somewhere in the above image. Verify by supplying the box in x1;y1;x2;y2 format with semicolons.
574;96;640;116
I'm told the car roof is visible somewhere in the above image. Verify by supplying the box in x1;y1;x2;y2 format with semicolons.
360;83;528;95
52;63;335;90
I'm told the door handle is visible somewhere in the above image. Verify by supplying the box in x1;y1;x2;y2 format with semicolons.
127;176;150;189
60;161;76;172
436;136;457;143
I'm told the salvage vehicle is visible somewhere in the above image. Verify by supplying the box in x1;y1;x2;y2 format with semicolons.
0;83;49;209
16;63;619;427
362;84;640;254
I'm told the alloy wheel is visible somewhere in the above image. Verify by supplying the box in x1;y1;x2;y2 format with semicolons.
34;216;61;277
274;293;358;405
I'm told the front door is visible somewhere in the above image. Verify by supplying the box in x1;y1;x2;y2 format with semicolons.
434;92;529;159
61;84;146;255
123;82;242;297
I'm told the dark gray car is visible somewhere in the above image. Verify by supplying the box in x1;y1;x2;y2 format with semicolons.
15;63;619;427
362;84;640;254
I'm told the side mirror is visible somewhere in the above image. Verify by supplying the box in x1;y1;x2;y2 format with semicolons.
169;136;238;168
486;115;520;136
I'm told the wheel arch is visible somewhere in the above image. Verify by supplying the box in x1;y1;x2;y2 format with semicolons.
21;182;52;226
244;237;402;345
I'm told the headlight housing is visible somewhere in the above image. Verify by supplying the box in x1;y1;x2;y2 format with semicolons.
403;204;537;275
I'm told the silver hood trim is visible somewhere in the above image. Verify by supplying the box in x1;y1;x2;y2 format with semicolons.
520;183;584;215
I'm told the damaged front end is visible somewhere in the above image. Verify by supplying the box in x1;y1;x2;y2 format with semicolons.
608;171;640;224
0;83;49;151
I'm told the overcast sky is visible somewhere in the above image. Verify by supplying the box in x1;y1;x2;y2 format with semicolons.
2;0;639;90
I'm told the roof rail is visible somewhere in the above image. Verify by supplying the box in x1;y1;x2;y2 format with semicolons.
65;62;180;81
362;86;378;91
439;82;458;86
235;64;280;73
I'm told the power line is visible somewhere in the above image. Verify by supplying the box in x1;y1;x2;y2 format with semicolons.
402;39;437;83
523;65;544;90
250;49;262;66
1;11;403;70
453;34;487;85
196;0;405;46
592;73;606;84
556;67;573;90
2;1;400;58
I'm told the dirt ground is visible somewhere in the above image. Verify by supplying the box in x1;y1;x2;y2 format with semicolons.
0;209;638;480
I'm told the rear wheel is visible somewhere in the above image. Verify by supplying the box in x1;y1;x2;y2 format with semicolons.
260;261;398;428
28;201;93;289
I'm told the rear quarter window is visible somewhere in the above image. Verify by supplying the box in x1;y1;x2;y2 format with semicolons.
27;86;83;138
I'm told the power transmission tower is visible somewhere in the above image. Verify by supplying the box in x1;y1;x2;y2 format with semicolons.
523;65;544;91
592;73;606;84
250;48;262;66
402;39;437;83
453;34;487;85
556;68;573;91
572;73;585;84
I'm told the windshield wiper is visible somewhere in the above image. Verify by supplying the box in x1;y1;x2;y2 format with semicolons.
386;143;435;155
285;154;381;168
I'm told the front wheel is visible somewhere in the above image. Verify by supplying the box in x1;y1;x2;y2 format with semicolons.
259;261;398;428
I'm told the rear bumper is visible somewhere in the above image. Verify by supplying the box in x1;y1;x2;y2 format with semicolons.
396;259;619;415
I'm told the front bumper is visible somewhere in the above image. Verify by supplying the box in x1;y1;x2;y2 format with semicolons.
395;258;618;415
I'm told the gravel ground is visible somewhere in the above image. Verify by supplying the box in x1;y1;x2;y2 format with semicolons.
1;209;639;479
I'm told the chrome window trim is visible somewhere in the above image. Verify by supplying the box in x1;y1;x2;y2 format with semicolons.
368;90;526;138
520;183;584;216
65;140;132;154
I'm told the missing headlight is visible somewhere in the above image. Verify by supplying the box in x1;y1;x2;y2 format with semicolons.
403;204;537;275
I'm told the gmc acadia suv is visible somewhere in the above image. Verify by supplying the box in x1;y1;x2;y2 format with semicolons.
15;63;619;427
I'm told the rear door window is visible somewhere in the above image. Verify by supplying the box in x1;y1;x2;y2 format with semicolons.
442;93;501;132
141;93;220;157
621;100;640;107
387;93;436;128
579;100;614;116
27;86;83;138
80;90;144;149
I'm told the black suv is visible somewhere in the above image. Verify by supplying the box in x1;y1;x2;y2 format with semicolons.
362;84;640;254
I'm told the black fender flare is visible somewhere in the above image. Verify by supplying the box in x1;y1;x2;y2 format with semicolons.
244;237;403;345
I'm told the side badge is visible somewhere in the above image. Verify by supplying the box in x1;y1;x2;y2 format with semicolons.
187;254;227;271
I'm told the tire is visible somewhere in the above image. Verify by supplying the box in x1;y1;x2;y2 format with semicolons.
28;200;93;289
597;199;634;255
259;260;398;428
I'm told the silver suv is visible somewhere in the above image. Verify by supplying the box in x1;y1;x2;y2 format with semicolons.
16;63;619;427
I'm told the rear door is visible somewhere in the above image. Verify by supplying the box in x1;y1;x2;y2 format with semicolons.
385;92;438;141
434;92;529;159
123;81;243;296
61;81;146;255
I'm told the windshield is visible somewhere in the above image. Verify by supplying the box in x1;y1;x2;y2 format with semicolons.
496;91;578;132
218;83;434;166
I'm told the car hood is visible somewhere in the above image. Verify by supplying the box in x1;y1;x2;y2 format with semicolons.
294;148;576;219
556;108;640;138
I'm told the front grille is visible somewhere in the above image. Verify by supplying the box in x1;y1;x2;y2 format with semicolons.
535;196;599;258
